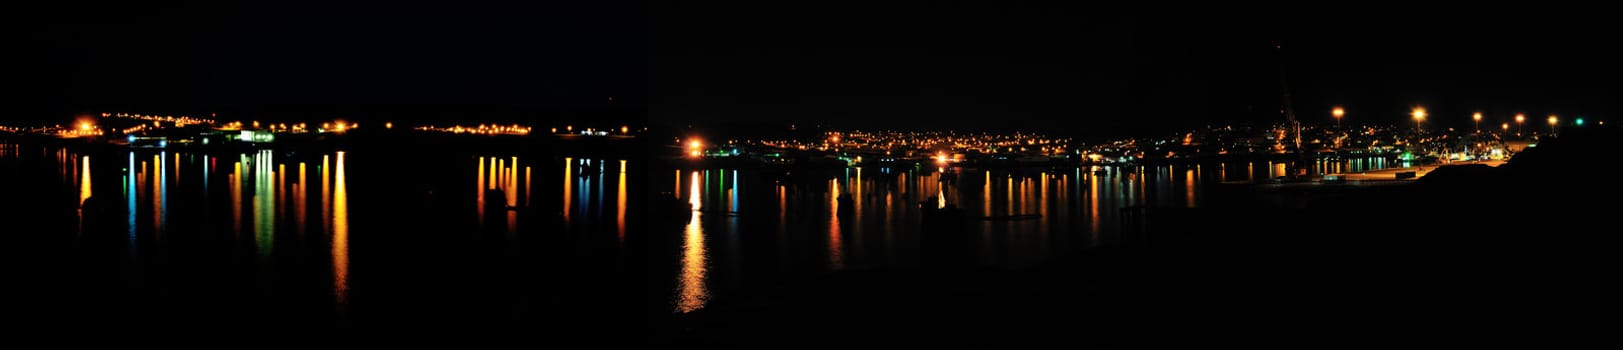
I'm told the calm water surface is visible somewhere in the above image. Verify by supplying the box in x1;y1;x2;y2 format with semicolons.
3;140;1401;325
3;141;641;332
656;156;1399;313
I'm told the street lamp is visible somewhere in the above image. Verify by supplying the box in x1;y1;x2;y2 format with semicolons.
1514;113;1526;136
1332;106;1345;130
1548;115;1558;136
1501;122;1509;133
1472;112;1483;133
1412;107;1427;133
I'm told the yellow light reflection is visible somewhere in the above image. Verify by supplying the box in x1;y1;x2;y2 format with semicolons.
477;157;486;228
322;155;331;232
232;160;242;237
676;171;708;313
78;156;91;237
1007;175;1014;215
828;178;843;270
1089;168;1100;236
617;160;627;245
853;168;862;247
563;157;572;224
277;164;286;227
333;152;349;304
297;162;307;236
1039;172;1047;225
153;155;162;236
778;185;788;236
1185;169;1196;208
983;171;991;217
507;157;518;234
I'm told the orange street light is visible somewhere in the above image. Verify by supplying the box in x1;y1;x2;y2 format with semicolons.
1412;107;1427;132
1472;112;1483;133
1332;106;1345;129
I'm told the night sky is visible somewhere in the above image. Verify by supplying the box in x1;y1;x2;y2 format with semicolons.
654;1;1622;140
6;2;1619;139
4;2;644;123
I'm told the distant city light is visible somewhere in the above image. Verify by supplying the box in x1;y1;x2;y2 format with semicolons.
1575;118;1585;126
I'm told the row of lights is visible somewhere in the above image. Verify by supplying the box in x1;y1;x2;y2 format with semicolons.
1330;106;1589;135
548;125;634;135
417;124;531;135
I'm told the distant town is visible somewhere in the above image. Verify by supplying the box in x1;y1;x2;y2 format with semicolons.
0;112;642;148
677;109;1598;170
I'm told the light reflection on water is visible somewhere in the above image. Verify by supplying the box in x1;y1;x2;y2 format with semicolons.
663;157;1402;313
44;148;356;304
8;143;637;325
676;171;708;313
333;152;349;304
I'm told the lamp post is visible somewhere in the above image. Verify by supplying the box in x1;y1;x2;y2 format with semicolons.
1332;106;1345;130
1472;112;1483;133
1548;115;1559;137
1411;107;1427;157
1412;107;1427;133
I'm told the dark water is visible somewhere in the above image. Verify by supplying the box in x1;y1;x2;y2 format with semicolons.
651;156;1401;314
3;141;643;334
5;140;1408;334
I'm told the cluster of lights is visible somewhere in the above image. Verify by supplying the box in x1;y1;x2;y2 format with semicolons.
416;124;531;135
120;125;150;134
263;123;312;132
685;139;704;158
217;120;352;133
324;122;357;132
549;125;632;136
107;113;216;126
57;122;105;138
751;130;1071;156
